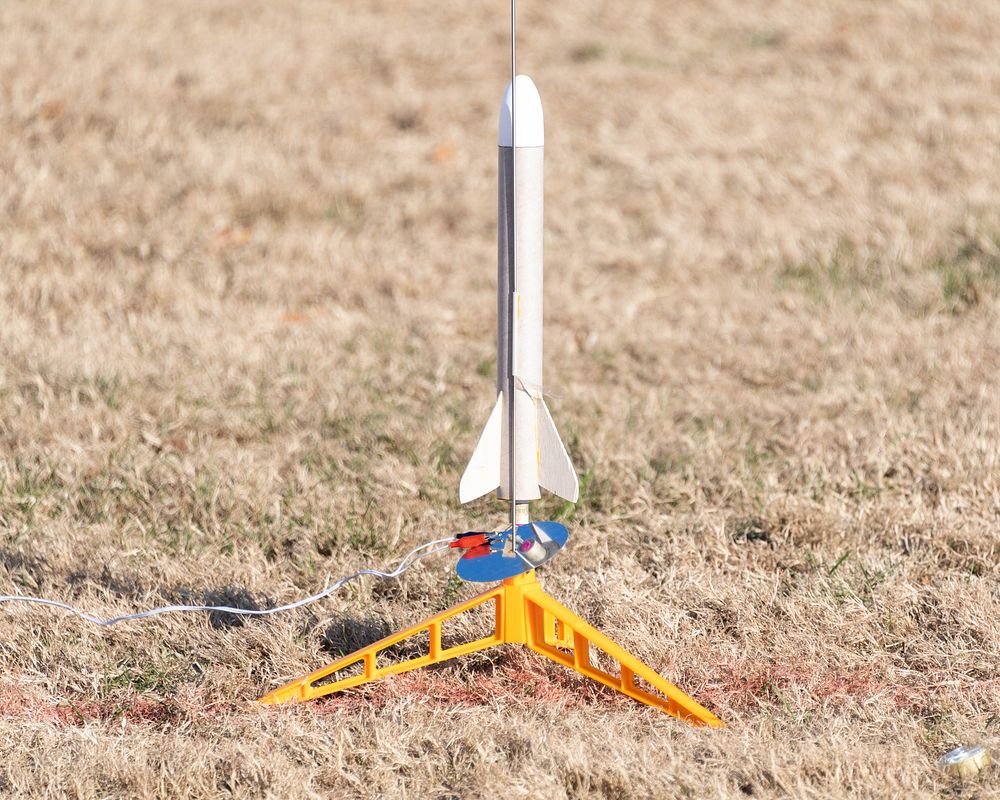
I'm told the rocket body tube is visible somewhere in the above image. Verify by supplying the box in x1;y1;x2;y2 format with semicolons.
459;76;578;507
498;77;544;501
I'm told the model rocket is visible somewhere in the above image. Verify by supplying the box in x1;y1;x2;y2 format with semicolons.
459;76;579;509
259;28;723;728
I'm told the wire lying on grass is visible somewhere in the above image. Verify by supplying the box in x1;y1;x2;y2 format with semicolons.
0;538;454;627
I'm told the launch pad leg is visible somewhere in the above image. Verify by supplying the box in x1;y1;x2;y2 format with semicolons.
515;576;722;726
258;572;722;727
257;581;508;705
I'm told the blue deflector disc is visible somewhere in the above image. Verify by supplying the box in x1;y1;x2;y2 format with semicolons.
455;521;569;583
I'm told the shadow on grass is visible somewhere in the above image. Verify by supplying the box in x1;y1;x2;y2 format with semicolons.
320;616;393;658
60;564;281;630
172;585;277;629
0;547;50;589
66;565;145;601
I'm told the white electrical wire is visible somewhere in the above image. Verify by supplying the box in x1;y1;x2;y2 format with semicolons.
0;537;454;627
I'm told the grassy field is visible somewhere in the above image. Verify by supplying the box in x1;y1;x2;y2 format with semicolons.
3;0;1000;796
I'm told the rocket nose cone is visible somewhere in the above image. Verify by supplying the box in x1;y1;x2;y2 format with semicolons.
498;75;544;147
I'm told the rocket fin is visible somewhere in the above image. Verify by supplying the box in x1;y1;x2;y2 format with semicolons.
538;399;579;503
459;393;504;504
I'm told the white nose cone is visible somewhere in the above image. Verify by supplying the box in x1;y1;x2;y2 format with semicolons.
498;75;544;147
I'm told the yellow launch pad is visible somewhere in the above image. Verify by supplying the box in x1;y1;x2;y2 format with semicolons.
259;571;722;727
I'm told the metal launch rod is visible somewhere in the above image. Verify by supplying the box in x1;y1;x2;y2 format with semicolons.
506;0;519;552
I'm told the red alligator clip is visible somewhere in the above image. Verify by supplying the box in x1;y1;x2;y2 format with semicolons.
463;543;493;559
450;532;490;549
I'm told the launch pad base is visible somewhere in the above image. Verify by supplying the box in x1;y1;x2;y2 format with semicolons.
258;571;722;727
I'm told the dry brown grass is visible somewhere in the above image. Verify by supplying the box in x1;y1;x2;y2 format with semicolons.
2;0;1000;796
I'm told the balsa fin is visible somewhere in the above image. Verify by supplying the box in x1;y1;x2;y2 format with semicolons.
538;399;579;503
459;393;504;503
